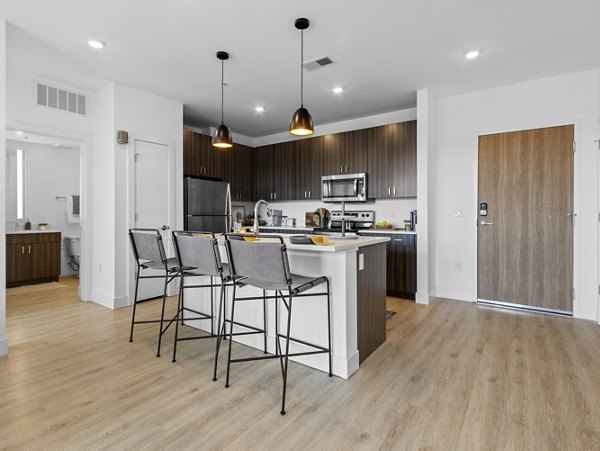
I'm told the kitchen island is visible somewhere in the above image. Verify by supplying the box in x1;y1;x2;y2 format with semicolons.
182;235;389;379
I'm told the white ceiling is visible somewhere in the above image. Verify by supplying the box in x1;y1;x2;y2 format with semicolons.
1;0;600;138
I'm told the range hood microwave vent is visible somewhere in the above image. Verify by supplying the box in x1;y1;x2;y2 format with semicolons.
303;56;334;71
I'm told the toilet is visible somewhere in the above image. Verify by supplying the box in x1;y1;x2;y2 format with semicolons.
64;235;80;272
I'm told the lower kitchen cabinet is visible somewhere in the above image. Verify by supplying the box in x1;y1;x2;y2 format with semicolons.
6;232;61;287
359;232;416;299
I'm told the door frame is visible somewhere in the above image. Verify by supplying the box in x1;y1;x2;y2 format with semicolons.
473;119;580;316
127;133;176;306
6;120;94;302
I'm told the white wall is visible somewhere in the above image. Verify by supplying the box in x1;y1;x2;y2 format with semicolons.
433;69;600;321
0;19;8;357
5;141;80;275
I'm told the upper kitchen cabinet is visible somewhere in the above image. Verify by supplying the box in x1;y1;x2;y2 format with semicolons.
291;136;323;200
183;130;226;180
367;120;417;198
253;143;294;201
226;143;254;202
322;129;368;176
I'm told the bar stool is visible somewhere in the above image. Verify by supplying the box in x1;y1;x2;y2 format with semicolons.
171;231;228;380
128;228;181;357
223;233;332;415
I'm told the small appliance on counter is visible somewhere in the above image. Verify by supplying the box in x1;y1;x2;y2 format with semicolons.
271;209;283;226
313;210;374;235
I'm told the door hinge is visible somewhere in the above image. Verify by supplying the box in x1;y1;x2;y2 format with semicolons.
572;288;575;300
598;285;600;295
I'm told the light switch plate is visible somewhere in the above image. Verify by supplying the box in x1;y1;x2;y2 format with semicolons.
358;253;364;271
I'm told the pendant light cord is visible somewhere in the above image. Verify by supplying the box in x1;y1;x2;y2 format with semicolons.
300;28;304;107
221;59;225;124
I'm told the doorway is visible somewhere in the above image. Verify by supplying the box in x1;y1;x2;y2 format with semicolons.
129;138;174;302
477;124;574;315
4;129;86;302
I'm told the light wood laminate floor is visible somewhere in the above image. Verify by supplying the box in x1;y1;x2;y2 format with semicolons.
1;277;600;450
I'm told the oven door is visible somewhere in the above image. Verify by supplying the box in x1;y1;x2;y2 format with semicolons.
322;174;367;202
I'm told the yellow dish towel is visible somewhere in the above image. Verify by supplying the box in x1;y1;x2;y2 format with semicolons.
243;236;260;242
310;236;332;246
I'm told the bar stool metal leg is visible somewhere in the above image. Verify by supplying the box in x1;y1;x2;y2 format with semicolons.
156;275;169;357
263;290;268;353
280;291;294;415
326;279;332;377
172;274;185;362
129;267;140;342
213;280;226;381
225;284;237;388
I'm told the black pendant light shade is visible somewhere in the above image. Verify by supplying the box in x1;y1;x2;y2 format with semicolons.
289;106;314;136
289;18;314;136
212;123;233;148
212;51;233;149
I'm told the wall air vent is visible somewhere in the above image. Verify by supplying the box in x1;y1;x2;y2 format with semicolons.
36;82;87;116
303;56;334;71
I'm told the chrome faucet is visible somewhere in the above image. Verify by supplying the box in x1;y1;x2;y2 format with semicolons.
253;199;268;234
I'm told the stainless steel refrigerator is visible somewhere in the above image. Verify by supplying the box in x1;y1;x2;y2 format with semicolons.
184;177;232;232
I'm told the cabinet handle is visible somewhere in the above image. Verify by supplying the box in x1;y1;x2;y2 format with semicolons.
393;187;396;196
22;246;25;254
274;192;277;200
340;165;343;174
388;187;391;196
308;190;311;198
28;245;31;254
304;190;307;199
345;164;348;173
394;238;404;242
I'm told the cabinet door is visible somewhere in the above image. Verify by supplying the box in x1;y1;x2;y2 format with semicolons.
298;136;323;200
31;242;61;280
183;130;200;177
344;128;369;175
367;124;395;198
228;144;254;201
391;234;416;294
393;120;417;197
6;244;29;284
322;133;346;175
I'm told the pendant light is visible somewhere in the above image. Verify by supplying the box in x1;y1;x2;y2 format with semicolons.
289;18;314;136
212;51;233;148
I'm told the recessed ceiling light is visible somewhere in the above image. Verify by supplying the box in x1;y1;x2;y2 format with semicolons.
87;39;106;49
15;130;23;136
333;87;344;94
465;50;480;60
255;106;265;113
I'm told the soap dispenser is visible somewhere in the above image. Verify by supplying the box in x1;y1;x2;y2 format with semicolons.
25;218;31;230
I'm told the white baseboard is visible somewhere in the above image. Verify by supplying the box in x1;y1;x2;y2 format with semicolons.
415;292;430;305
433;287;474;302
574;305;597;322
0;337;8;357
91;292;129;310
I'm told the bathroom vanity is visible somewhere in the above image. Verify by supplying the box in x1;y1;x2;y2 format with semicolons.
5;231;62;287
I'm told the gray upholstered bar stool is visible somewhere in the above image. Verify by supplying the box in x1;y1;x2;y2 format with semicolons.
223;233;332;415
171;231;231;381
128;228;181;357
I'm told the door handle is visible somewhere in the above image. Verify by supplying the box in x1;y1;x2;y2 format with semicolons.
479;220;495;226
161;225;170;231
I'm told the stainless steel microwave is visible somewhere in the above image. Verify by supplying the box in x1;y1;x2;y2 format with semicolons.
321;173;368;202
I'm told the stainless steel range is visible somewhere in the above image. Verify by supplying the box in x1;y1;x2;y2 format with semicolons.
313;210;375;235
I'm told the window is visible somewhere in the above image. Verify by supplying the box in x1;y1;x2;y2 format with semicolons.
16;148;25;219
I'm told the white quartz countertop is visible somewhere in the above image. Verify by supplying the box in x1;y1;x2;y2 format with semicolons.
6;229;61;235
359;229;417;235
217;235;389;252
259;226;315;231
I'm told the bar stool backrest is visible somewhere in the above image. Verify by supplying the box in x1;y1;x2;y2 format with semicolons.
172;231;223;277
129;229;167;267
225;234;291;286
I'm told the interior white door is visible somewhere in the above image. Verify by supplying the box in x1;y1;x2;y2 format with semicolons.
133;139;172;301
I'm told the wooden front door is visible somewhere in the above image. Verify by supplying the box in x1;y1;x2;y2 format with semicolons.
477;124;574;313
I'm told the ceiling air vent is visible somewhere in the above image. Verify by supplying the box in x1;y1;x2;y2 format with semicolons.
303;56;334;71
36;82;87;116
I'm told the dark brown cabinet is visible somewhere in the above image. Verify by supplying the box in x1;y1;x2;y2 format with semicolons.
6;232;61;287
225;143;254;201
367;121;417;198
322;129;369;176
359;232;416;298
183;130;226;179
292;136;323;200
